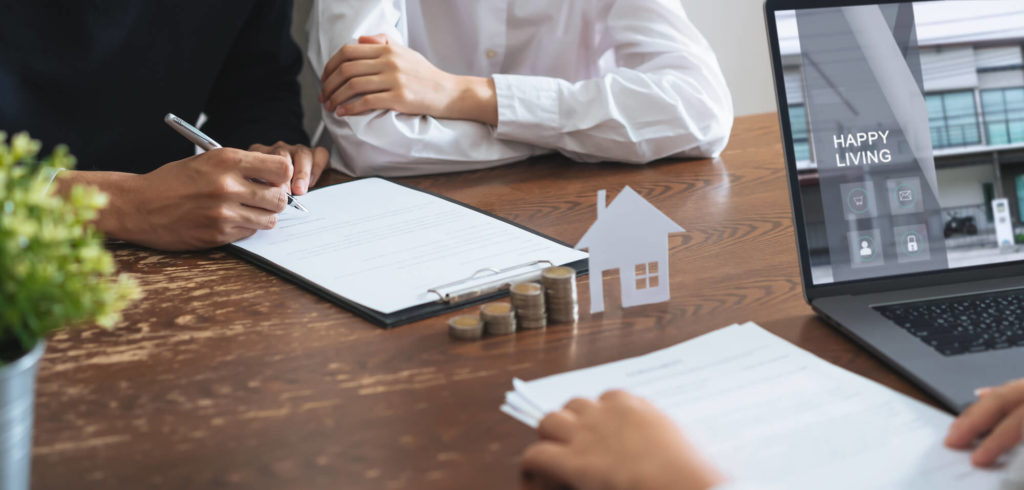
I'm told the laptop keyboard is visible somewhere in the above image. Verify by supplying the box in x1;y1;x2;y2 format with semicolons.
874;289;1024;356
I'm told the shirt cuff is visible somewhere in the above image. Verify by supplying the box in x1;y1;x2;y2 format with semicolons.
492;73;561;142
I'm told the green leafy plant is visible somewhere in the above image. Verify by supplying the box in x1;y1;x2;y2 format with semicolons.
0;132;140;362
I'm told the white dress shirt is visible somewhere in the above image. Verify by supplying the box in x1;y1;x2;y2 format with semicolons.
308;0;734;177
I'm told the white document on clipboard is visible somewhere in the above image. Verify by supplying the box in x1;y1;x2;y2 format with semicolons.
233;178;588;317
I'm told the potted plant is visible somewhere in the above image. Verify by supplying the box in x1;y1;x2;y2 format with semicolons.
0;132;140;490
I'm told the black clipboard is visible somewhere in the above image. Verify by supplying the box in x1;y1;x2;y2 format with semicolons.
227;179;589;328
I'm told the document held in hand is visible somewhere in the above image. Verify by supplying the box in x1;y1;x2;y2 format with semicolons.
232;178;588;327
502;323;1007;489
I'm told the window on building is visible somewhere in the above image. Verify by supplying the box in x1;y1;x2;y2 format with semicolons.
788;105;811;162
634;262;660;290
981;87;1024;145
926;91;982;148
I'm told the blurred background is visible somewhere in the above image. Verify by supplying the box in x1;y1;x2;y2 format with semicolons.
290;0;776;139
680;0;775;116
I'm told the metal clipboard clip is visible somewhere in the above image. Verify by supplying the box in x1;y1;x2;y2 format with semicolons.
426;260;555;304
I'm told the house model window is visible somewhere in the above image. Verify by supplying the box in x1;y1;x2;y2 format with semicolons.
635;262;660;290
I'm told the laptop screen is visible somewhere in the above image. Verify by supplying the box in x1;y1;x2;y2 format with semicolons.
775;1;1024;285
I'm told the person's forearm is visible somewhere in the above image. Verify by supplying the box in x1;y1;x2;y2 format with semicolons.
448;76;499;126
489;71;733;163
321;105;541;177
56;170;148;242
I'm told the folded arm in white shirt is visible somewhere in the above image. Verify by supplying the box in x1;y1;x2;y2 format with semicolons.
308;0;733;177
492;1;733;165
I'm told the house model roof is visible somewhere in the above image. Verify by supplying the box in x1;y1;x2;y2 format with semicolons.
576;186;685;250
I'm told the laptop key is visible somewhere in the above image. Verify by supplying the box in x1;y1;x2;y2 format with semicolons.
876;289;1024;357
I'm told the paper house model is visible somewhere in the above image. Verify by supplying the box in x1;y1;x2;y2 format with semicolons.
575;187;685;313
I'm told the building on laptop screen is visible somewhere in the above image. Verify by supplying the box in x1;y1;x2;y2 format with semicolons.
777;2;1024;284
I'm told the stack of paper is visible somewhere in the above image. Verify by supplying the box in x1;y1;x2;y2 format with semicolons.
502;322;1006;489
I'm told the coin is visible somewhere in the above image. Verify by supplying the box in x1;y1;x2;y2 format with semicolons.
510;282;543;296
448;314;484;341
541;267;579;324
511;281;547;330
541;266;576;280
481;302;517;335
481;303;513;316
518;318;548;330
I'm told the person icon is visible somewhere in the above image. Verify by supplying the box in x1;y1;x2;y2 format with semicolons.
859;239;873;257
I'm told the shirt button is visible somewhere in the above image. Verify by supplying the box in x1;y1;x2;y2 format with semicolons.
485;49;498;59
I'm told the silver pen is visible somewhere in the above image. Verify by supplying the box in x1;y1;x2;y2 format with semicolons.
163;113;309;213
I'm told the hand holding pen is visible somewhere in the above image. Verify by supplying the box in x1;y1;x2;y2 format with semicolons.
164;113;310;212
107;130;294;250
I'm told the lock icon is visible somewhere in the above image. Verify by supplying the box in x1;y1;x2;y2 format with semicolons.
906;234;919;253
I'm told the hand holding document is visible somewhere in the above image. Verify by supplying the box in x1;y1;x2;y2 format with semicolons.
503;323;1007;489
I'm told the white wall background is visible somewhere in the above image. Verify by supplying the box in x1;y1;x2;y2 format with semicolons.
680;0;778;116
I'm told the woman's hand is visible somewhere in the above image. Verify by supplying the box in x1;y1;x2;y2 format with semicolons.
946;378;1024;467
248;141;328;195
520;390;725;490
319;34;497;125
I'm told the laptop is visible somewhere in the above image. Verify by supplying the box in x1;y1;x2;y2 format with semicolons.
765;0;1024;412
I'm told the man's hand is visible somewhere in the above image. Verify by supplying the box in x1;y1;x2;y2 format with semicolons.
319;34;498;125
946;378;1024;467
66;148;293;251
520;390;725;490
249;141;328;195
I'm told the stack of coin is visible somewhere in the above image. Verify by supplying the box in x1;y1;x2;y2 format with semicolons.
448;314;485;341
541;266;579;323
481;302;517;335
510;282;547;329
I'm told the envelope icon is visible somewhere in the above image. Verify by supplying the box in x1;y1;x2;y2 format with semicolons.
898;189;913;202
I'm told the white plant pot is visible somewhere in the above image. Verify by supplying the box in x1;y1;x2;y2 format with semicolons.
0;340;44;490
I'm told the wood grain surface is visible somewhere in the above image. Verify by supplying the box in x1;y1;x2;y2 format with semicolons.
30;114;939;489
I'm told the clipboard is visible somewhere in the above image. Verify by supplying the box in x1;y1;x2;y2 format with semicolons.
227;179;588;328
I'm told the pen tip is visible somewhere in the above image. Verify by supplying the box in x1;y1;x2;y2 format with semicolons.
289;197;309;213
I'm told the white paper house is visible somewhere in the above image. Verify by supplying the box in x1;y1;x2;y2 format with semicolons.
575;187;684;313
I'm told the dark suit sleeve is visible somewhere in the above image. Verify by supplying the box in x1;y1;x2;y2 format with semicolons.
202;0;309;148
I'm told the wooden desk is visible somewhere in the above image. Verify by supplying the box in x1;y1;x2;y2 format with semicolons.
31;114;937;489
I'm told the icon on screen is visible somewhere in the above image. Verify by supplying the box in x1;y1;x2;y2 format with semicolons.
848;189;869;213
841;183;879;220
848;230;883;268
887;178;924;215
895;225;929;263
906;234;919;252
859;239;874;257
